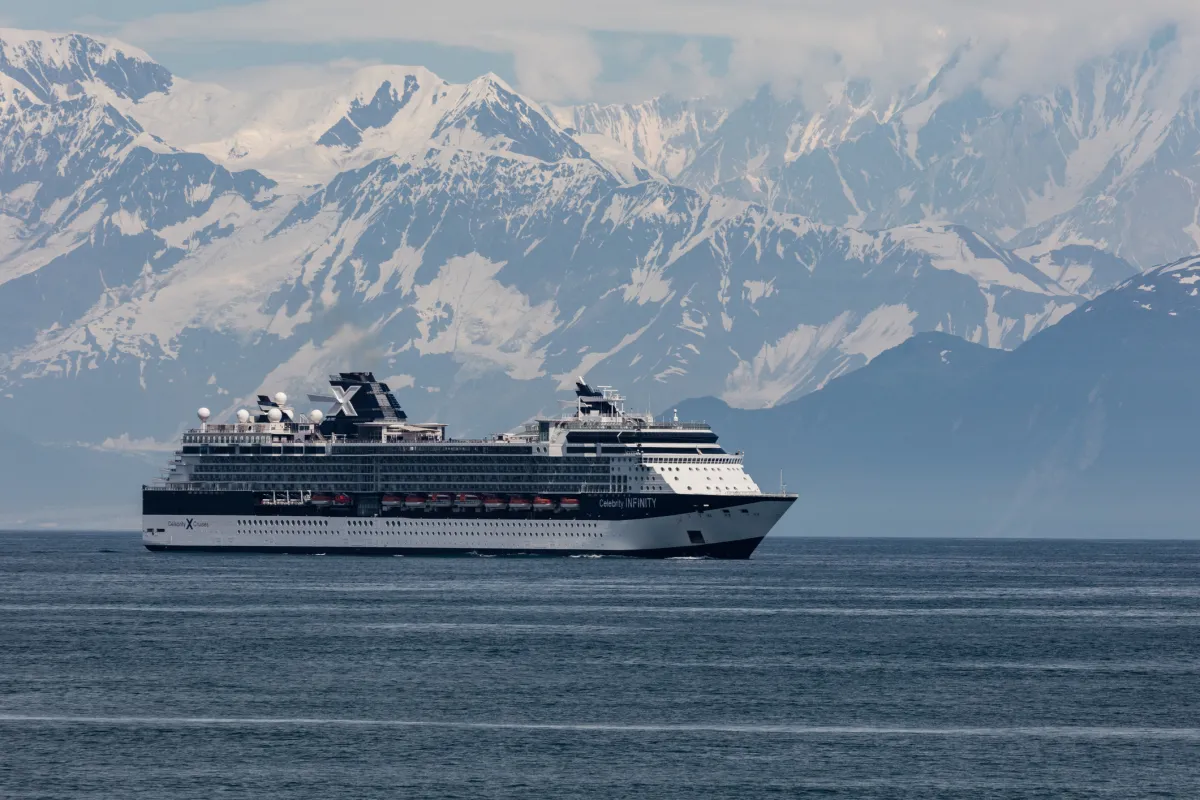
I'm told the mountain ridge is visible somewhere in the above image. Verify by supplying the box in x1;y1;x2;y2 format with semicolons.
677;255;1200;536
567;30;1200;269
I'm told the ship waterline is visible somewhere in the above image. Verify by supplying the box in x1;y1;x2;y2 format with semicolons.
143;373;796;558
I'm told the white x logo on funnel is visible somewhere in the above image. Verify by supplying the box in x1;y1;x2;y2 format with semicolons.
307;385;360;417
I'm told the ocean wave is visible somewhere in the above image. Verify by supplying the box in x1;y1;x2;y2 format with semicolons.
3;715;1198;739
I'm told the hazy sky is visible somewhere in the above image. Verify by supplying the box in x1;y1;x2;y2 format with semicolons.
4;0;1200;103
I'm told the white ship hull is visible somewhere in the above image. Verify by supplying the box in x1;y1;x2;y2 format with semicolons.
142;496;793;559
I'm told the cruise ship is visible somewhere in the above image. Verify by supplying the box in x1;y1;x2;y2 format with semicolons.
143;373;796;558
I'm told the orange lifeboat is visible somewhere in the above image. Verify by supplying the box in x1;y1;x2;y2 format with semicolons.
508;496;532;511
404;494;427;509
381;493;403;509
483;495;506;511
455;493;482;509
532;496;554;511
559;497;580;512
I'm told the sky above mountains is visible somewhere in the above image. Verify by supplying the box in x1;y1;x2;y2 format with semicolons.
7;1;1200;103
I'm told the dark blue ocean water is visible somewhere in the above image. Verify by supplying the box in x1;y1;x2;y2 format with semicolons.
2;533;1199;798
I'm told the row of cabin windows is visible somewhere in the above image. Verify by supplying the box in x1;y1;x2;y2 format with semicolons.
198;480;612;488
193;467;610;477
235;518;603;535
193;468;611;479
192;454;605;464
195;483;619;492
238;518;600;528
194;466;612;476
191;453;741;466
191;463;610;474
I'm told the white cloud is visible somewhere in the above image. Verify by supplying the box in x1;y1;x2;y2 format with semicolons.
80;433;178;454
505;28;603;102
187;57;385;93
113;0;1200;103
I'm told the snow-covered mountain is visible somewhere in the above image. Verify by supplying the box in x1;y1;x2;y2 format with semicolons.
567;29;1200;269
551;96;726;180
0;29;1155;526
677;255;1200;536
0;29;171;101
116;65;606;187
0;31;276;356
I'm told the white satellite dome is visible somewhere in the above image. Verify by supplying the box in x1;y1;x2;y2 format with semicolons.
267;407;283;423
274;391;288;406
197;407;211;422
236;408;251;423
310;409;325;424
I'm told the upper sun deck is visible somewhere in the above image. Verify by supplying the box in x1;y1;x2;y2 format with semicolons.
528;379;712;432
536;417;711;431
180;373;716;449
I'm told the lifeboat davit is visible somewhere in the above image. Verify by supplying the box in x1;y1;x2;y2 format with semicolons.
508;496;532;511
532;496;554;511
431;493;453;509
455;493;482;509
559;497;580;512
404;494;427;509
483;495;506;511
381;493;403;509
310;493;334;506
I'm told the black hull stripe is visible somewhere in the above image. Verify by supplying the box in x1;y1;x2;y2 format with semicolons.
143;490;792;519
144;537;765;560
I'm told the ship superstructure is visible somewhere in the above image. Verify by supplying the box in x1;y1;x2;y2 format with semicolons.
143;373;795;558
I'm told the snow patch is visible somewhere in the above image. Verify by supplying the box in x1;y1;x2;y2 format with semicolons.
365;242;424;300
1022;301;1077;341
381;374;415;390
186;183;214;205
838;304;918;362
410;253;558;380
622;264;672;305
555;318;656;390
889;224;1055;294
572;132;661;184
721;313;854;408
742;279;776;305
